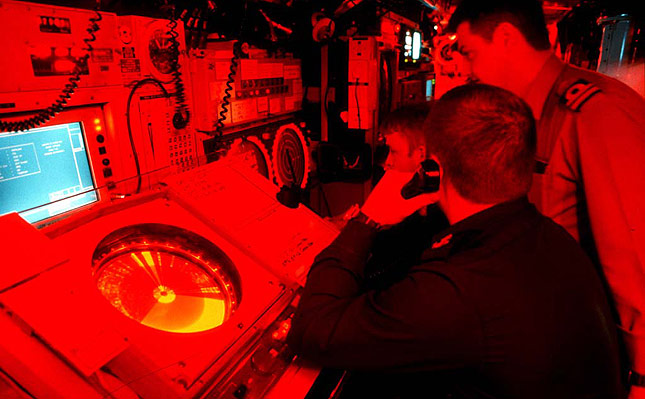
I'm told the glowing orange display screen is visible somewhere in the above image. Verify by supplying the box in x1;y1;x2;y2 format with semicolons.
92;224;240;333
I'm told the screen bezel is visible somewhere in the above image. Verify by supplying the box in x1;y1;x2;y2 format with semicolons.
0;106;107;225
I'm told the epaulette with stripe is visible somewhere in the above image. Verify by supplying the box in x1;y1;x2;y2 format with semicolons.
560;79;602;111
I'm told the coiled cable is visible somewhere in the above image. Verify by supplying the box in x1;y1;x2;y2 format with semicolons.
0;11;102;133
166;18;190;129
214;42;241;137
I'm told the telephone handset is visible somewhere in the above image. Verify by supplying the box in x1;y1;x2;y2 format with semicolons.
400;159;440;199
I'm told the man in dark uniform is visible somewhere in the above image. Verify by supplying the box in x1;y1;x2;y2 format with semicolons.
287;84;624;398
330;104;449;290
364;103;449;290
447;2;645;396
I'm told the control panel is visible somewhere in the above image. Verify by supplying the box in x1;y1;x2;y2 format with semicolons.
116;15;198;187
190;43;303;133
0;0;121;114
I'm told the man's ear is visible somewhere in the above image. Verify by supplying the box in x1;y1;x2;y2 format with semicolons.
492;22;522;49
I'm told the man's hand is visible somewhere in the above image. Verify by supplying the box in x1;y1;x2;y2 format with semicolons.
361;170;439;226
324;214;348;230
630;385;645;399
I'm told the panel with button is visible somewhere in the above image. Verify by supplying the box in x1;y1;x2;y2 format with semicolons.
168;133;196;171
202;294;303;399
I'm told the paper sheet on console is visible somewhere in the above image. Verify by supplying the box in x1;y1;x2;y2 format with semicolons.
163;161;339;286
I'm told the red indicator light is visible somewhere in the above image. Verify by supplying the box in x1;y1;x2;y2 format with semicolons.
54;59;76;73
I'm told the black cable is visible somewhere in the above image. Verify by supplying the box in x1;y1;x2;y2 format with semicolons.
319;181;332;217
307;179;332;217
323;84;331;117
212;0;248;138
214;43;240;136
125;78;170;194
0;11;102;133
285;148;298;187
354;77;361;129
276;146;303;208
302;85;309;109
166;17;190;129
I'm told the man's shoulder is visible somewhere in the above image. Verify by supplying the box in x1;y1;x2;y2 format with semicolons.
497;210;588;269
534;210;580;242
419;206;581;266
413;209;593;291
553;64;645;113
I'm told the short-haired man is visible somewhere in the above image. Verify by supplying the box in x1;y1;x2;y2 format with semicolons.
362;103;449;290
379;103;431;173
447;1;645;395
287;84;624;398
329;104;430;228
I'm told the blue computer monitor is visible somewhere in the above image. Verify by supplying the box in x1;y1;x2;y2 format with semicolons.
0;121;98;223
425;78;435;101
